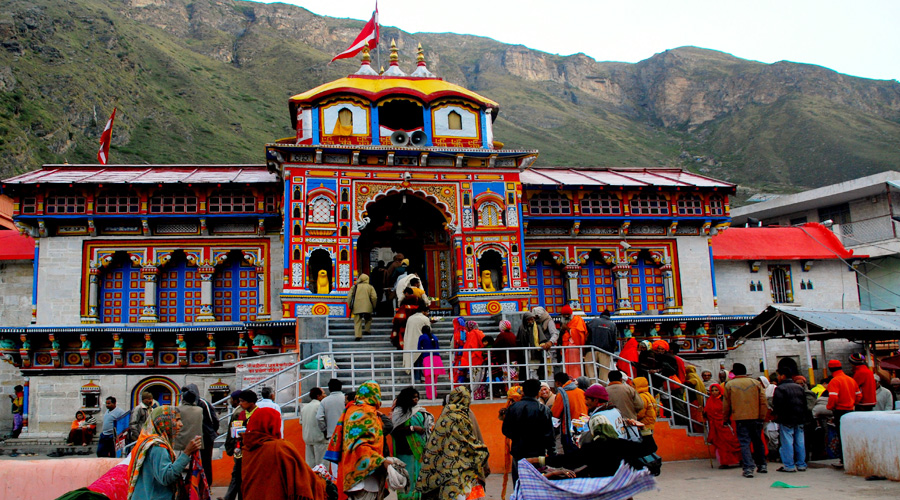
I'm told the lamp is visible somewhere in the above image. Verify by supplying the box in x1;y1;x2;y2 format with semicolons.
620;241;632;250
820;219;833;228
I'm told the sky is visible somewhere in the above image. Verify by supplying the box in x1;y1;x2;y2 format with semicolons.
259;0;900;81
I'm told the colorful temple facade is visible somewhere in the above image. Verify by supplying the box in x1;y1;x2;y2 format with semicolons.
0;46;761;431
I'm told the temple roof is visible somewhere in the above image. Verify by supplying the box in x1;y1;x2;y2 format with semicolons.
711;223;864;260
289;75;499;114
520;167;736;189
1;164;277;185
0;230;33;260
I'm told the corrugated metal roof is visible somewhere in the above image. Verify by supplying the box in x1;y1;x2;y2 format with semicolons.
521;168;735;189
2;165;277;185
733;305;900;341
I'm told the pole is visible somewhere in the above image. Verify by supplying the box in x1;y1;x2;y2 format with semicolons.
761;338;769;378
820;340;827;380
804;334;815;385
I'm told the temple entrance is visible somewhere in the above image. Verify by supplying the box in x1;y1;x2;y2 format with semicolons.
131;376;180;409
358;193;454;314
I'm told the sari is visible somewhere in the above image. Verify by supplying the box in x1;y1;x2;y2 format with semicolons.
391;406;435;500
616;338;639;378
325;381;386;494
417;387;489;500
703;384;741;467
452;317;468;383
561;315;587;379
127;406;205;500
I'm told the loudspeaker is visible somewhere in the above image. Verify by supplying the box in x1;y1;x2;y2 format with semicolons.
409;130;428;146
390;131;410;146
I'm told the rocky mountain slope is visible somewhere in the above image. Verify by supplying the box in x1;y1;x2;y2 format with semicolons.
2;0;899;195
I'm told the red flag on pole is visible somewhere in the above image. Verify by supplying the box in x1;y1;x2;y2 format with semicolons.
97;107;116;165
330;5;379;62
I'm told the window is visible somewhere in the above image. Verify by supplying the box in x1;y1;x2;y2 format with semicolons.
629;257;665;313
529;192;571;215
214;256;258;322
96;191;140;214
20;197;37;214
580;192;621;215
265;195;278;213
448;111;462;130
789;216;808;225
818;203;850;225
630;194;669;215
479;202;502;227
149;189;198;214
710;196;725;216
527;256;566;313
100;257;144;324
45;193;86;214
208;189;255;213
769;265;793;304
308;195;335;224
579;259;616;314
676;195;703;215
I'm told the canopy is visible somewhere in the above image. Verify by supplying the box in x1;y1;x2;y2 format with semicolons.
732;305;900;342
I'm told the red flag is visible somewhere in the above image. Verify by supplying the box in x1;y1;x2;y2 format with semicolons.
97;107;116;165
331;6;379;62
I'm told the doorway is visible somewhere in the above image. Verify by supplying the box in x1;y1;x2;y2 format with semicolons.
131;376;180;409
358;193;454;312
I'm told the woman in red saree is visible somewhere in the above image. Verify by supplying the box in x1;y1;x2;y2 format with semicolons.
703;383;741;468
616;337;639;379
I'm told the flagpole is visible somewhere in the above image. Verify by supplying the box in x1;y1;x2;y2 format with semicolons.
376;8;382;75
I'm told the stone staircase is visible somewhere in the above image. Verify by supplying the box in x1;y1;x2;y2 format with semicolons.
326;316;502;402
0;434;96;457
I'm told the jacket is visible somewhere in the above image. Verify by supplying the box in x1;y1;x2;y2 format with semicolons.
184;383;220;444
348;275;377;315
852;364;877;407
772;380;809;425
316;391;346;439
826;370;862;411
501;397;555;458
301;399;327;444
516;313;549;349
586;316;618;352
606;382;644;420
634;378;657;435
128;401;158;442
722;376;767;421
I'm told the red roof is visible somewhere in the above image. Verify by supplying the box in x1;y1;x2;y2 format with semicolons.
0;231;34;260
1;164;277;185
712;223;864;260
521;168;735;189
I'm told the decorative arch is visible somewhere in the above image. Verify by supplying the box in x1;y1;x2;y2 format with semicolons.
131;376;180;409
307;186;337;226
358;183;457;226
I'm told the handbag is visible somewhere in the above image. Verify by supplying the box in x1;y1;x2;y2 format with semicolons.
623;424;662;476
385;458;410;492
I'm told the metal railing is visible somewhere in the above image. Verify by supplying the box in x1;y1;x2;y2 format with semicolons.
838;215;899;245
208;344;708;442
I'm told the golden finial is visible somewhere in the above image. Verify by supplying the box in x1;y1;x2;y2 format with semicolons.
390;39;399;65
417;43;425;65
380;66;385;75
361;46;371;63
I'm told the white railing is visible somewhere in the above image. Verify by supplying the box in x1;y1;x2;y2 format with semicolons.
838;215;899;245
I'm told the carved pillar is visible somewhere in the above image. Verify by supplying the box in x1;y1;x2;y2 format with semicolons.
613;262;635;315
255;264;271;320
564;262;582;311
196;265;216;322
660;259;682;314
83;266;101;324
139;266;159;323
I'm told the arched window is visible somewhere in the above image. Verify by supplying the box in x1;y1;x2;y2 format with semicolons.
448;111;462;130
529;192;571;215
96;190;139;214
526;252;566;313
630;193;669;215
45;192;86;214
100;254;143;323
208;188;255;213
158;252;201;322
676;195;703;215
308;195;335;224
293;186;302;200
629;254;665;314
214;252;258;322
709;196;725;216
149;189;198;214
479;202;502;227
580;192;621;215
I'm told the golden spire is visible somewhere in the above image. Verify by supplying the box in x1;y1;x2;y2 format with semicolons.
384;39;407;76
417;43;425;65
411;42;435;78
390;39;399;66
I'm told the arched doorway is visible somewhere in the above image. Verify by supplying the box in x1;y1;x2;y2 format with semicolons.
131;376;180;409
358;193;453;313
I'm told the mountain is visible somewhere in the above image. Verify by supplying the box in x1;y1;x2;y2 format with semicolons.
2;0;900;197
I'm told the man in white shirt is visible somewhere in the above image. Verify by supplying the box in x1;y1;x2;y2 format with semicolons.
255;386;283;437
301;387;328;466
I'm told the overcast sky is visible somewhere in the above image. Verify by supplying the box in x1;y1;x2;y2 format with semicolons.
259;0;900;81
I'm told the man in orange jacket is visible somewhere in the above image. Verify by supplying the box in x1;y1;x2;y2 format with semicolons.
848;353;876;411
825;359;861;468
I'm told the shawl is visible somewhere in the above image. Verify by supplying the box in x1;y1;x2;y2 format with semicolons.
242;407;326;500
126;406;180;500
459;328;485;367
326;381;386;491
417;387;489;500
617;338;639;378
88;463;129;500
71;411;91;430
562;315;587;346
685;366;708;396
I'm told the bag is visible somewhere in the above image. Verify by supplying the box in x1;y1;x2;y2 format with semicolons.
637;452;663;476
348;285;357;311
386;458;410;492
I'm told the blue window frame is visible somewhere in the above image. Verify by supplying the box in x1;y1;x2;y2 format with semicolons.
527;257;566;314
158;256;201;323
100;260;143;323
214;258;258;322
629;257;665;314
579;260;616;315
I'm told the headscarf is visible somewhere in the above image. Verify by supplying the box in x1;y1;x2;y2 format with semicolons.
704;383;726;421
506;385;523;405
325;381;385;491
758;376;770;388
466;320;479;331
639;340;652;351
617;338;640;377
588;414;619;442
417;387;489;499
498;320;512;332
685;366;707;395
126;406;180;500
651;339;669;352
245;406;282;441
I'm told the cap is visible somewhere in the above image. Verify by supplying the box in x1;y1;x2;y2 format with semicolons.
848;353;866;365
238;389;258;403
561;304;573;315
827;359;842;369
584;384;609;402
